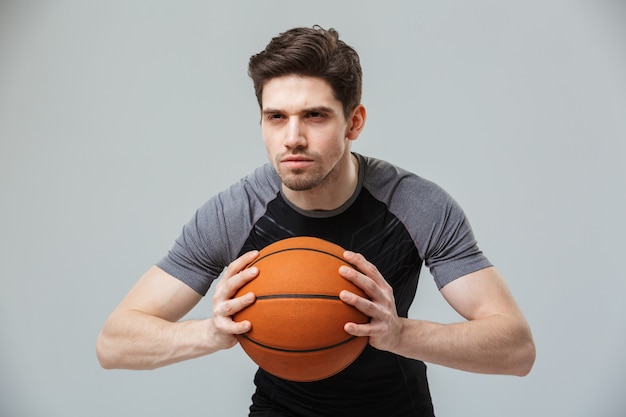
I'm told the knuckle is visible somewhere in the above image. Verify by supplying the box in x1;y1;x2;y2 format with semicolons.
213;301;232;317
362;279;378;295
223;302;233;314
363;300;378;315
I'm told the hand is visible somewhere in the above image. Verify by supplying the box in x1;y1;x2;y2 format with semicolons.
339;251;404;353
209;250;259;350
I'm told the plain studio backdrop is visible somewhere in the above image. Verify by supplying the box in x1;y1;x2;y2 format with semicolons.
1;1;625;416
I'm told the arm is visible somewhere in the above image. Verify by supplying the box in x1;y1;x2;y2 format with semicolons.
96;251;259;370
340;252;535;376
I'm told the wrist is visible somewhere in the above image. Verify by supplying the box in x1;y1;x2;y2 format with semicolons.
389;318;435;360
204;317;239;353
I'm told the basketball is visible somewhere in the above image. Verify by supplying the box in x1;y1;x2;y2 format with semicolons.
233;236;370;382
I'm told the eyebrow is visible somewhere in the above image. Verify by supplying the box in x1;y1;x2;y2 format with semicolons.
261;106;337;116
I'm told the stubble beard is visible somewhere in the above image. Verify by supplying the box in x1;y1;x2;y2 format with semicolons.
276;153;339;192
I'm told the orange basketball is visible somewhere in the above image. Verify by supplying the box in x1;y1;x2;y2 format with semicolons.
233;236;369;382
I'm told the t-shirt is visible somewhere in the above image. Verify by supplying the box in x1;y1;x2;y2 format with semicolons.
157;153;492;417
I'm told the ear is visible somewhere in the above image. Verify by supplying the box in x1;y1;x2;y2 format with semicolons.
346;104;367;140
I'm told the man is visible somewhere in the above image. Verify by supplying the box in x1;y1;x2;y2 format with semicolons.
97;26;535;416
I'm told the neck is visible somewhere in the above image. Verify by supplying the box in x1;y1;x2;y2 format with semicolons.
282;153;359;211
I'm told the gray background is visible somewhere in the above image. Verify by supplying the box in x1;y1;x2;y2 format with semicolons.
1;1;625;416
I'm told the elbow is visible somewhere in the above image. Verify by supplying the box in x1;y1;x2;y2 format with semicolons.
96;331;117;370
512;331;536;377
96;335;111;369
517;341;536;377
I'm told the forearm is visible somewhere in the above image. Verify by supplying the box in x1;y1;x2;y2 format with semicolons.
96;310;220;370
394;314;535;376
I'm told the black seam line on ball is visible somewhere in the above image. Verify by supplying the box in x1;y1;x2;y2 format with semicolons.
248;247;356;268
255;294;340;300
240;333;359;353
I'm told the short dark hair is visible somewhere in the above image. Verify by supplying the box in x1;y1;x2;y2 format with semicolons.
248;26;362;119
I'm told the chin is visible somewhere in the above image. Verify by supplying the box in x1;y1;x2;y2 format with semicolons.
279;171;322;191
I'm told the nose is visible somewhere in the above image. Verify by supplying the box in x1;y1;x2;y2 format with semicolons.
284;118;306;149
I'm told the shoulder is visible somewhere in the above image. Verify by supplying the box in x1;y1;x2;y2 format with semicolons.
194;163;281;241
357;153;452;210
204;163;281;212
242;163;281;192
156;164;281;294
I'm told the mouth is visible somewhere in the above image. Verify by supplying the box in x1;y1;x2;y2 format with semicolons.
280;155;315;170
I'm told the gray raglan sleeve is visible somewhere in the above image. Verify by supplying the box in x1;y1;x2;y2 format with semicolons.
156;164;280;296
362;155;491;289
155;193;233;296
404;179;491;289
386;171;492;289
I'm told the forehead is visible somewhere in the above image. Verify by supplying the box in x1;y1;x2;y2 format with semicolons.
261;75;341;112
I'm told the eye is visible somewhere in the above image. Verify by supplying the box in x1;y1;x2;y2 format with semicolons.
306;111;326;120
266;113;285;121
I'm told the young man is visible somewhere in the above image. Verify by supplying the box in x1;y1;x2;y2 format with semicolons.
97;26;535;416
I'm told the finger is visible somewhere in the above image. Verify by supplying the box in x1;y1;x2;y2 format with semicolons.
232;265;259;289
214;291;255;320
225;250;259;278
230;291;257;313
212;314;251;337
343;251;385;286
231;320;252;335
339;264;384;302
340;289;379;318
213;265;259;303
343;321;375;337
223;313;253;335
